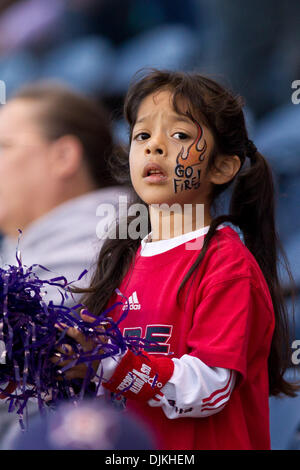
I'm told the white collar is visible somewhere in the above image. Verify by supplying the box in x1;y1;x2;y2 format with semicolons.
140;225;224;257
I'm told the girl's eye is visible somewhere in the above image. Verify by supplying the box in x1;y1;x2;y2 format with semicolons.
134;132;150;141
173;132;189;140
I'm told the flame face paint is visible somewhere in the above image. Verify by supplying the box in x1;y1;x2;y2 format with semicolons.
173;115;207;194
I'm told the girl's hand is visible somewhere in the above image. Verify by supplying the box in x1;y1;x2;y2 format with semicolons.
51;310;107;380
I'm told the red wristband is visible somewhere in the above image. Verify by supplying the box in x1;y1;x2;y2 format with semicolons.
0;381;16;399
103;350;174;402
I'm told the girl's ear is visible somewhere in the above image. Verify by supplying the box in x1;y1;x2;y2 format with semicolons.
209;154;241;185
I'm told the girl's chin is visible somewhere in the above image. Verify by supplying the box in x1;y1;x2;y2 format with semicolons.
141;196;183;207
135;187;206;207
140;195;201;207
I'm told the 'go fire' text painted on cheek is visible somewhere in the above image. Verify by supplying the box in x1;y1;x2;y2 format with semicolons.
173;115;207;193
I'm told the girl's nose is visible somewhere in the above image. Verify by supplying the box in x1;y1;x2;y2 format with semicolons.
145;140;167;157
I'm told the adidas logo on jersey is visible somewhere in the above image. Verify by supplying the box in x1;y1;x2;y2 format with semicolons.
122;291;141;310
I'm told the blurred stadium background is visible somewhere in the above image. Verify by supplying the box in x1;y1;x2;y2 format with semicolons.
0;0;299;450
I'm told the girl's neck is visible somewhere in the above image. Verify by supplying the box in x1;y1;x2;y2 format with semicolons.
149;203;212;241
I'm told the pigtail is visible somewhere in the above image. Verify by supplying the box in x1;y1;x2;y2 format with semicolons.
230;147;275;277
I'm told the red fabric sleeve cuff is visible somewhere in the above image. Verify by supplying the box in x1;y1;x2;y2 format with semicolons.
102;349;174;402
0;382;16;399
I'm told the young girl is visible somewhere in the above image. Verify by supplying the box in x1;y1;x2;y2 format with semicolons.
57;69;298;450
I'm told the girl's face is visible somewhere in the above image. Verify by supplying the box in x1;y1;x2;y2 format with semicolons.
129;89;215;207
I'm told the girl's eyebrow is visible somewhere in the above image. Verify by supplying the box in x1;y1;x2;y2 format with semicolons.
135;113;193;125
170;114;193;125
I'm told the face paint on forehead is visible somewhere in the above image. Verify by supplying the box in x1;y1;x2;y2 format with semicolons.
173;113;207;194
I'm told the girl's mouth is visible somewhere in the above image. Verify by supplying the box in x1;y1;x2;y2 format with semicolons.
143;163;168;183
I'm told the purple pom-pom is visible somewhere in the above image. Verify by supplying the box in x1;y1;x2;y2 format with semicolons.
0;247;151;429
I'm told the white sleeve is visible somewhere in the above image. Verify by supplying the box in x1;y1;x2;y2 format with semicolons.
94;351;125;397
99;352;236;419
148;354;236;419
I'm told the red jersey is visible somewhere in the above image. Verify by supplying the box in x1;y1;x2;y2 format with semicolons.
104;226;275;450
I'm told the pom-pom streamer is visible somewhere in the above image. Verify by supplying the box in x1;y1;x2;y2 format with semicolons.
0;243;152;429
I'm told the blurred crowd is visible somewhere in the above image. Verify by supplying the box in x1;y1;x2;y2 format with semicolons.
0;0;299;451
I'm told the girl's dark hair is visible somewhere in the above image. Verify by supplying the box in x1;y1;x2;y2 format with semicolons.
13;81;115;188
80;69;298;397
